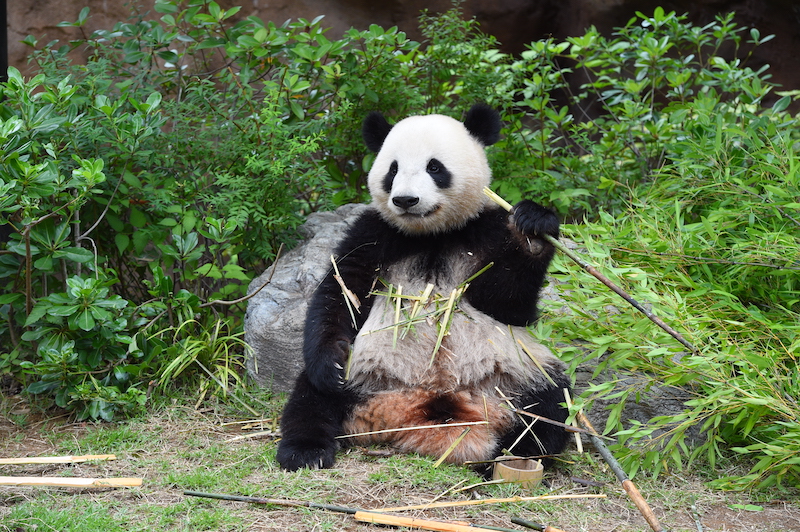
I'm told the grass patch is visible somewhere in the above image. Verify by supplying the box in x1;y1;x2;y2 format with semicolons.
1;394;798;531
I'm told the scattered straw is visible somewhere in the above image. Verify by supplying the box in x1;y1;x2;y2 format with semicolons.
336;420;489;439
432;427;472;468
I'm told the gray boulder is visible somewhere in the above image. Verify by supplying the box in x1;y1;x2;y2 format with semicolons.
244;203;369;392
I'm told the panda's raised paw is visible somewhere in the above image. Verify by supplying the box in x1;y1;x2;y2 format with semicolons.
511;200;559;238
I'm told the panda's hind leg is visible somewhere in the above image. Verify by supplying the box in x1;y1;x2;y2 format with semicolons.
496;374;572;468
276;370;357;471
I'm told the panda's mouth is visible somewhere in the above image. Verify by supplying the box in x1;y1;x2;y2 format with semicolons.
398;205;441;218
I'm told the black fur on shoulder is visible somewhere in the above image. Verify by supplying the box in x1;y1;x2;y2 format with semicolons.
463;103;502;146
362;111;394;153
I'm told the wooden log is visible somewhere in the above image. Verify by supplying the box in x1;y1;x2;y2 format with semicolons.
0;454;116;465
0;476;142;488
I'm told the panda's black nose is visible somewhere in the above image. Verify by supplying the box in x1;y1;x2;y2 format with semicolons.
392;196;419;210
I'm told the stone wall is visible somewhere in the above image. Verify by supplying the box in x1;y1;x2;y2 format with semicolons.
10;0;800;95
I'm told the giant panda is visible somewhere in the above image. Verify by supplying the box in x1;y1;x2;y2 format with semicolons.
276;103;571;472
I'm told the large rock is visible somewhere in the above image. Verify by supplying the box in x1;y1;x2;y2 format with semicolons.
244;203;368;392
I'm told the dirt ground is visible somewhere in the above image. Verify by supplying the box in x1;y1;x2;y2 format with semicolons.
1;398;799;532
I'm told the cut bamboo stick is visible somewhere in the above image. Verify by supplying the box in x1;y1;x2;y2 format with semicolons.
354;511;512;532
482;186;698;355
378;493;606;512
577;412;666;532
0;454;116;465
0;476;142;488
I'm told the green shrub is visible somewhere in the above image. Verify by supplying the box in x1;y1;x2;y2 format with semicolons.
0;0;497;418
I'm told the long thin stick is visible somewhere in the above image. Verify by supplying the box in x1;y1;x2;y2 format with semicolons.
577;412;667;532
184;490;359;514
482;187;698;355
184;491;520;532
0;476;141;488
0;454;116;465
378;494;606;512
354;511;515;532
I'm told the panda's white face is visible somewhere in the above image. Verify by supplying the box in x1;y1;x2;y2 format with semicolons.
367;114;492;235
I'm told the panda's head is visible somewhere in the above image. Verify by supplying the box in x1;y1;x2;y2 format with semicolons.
362;104;501;235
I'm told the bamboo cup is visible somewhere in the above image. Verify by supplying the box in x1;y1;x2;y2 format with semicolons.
492;458;543;489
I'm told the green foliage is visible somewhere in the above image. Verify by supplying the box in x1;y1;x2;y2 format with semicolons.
539;99;800;489
2;0;798;493
488;8;781;220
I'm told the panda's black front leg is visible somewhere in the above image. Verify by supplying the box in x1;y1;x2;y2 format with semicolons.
276;370;358;471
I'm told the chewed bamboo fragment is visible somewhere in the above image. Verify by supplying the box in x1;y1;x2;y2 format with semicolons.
331;255;360;327
0;476;142;488
392;284;403;348
430;286;462;367
432;427;472;468
0;454;116;465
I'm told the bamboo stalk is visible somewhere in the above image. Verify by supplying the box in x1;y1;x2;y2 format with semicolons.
0;476;142;488
378;494;606;512
0;454;116;465
577;412;667;532
482;187;698;355
511;516;567;532
184;491;520;532
184;490;358;514
354;511;516;532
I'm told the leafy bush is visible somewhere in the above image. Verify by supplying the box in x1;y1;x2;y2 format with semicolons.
526;10;800;489
0;0;506;418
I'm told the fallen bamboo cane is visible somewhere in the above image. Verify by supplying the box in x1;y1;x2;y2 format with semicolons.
378;493;606;512
354;511;518;532
511;516;566;532
184;491;535;532
576;412;667;532
0;454;116;465
0;476;141;488
482;187;698;355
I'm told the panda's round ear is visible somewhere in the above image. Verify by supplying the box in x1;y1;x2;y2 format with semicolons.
362;112;393;153
464;103;502;146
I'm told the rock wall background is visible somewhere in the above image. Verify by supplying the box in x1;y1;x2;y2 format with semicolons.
10;0;800;94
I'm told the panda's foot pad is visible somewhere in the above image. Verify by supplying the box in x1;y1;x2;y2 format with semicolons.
276;440;337;471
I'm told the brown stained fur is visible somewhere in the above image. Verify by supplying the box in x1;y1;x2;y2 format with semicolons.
344;389;516;463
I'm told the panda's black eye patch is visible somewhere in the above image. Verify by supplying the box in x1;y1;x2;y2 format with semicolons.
427;158;451;189
383;160;398;194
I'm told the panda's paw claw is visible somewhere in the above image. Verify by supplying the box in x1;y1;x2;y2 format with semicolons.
511;200;559;238
277;441;337;471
